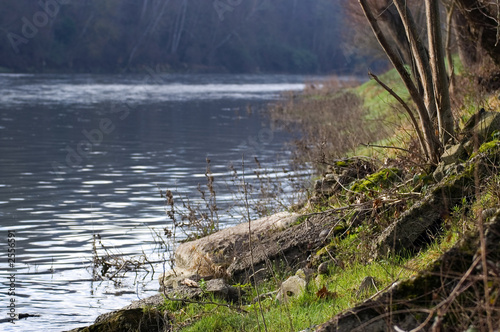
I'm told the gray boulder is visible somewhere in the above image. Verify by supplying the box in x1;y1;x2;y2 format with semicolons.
160;212;299;286
440;143;467;165
462;110;500;142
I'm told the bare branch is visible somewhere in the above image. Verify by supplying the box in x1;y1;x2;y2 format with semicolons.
368;72;428;157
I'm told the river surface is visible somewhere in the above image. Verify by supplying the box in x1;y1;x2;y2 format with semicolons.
0;73;315;331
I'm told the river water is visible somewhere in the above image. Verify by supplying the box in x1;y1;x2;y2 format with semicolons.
0;73;312;331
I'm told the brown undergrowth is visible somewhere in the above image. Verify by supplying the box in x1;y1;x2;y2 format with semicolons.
269;76;392;169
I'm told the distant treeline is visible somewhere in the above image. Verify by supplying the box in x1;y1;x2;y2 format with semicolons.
0;0;363;74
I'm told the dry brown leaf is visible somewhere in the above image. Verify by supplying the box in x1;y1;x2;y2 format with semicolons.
316;285;337;299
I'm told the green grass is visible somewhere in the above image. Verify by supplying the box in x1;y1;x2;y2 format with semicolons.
177;260;409;332
448;53;465;76
349;54;466;159
160;197;473;331
161;213;470;332
169;258;415;331
353;54;463;120
352;134;409;159
345;67;412;159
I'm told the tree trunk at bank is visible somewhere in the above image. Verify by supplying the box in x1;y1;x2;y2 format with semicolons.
425;0;454;145
393;0;437;121
358;0;441;164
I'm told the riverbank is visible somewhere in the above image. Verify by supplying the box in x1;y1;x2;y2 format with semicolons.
67;65;500;331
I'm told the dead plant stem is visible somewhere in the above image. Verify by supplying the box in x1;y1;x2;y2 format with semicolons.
361;142;412;154
242;156;268;332
475;157;494;331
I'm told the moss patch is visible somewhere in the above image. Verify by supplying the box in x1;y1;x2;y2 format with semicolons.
469;139;500;160
350;167;402;193
478;139;500;154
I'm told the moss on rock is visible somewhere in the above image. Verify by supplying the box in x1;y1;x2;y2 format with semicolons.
478;139;500;154
350;167;402;193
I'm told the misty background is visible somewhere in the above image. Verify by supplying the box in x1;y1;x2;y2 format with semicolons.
0;0;381;74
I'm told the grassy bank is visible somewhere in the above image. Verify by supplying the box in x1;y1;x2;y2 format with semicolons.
80;60;500;332
155;201;472;332
150;62;499;330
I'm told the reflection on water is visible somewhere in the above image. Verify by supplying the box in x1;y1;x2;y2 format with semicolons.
0;73;305;106
0;73;310;331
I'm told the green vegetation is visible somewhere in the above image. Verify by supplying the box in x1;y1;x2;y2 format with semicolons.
478;140;500;154
354;68;409;120
160;260;407;332
269;78;392;165
154;214;475;332
138;58;500;331
350;167;402;193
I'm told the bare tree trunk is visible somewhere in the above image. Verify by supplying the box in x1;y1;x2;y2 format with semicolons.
445;2;456;95
377;2;413;66
377;1;425;96
359;0;440;164
425;0;454;144
393;0;437;121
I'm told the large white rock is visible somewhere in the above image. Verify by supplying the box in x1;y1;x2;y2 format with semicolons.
159;212;299;287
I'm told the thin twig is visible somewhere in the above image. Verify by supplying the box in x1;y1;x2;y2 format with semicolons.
161;290;248;313
409;255;481;332
361;142;411;153
348;253;481;332
302;202;372;217
332;175;361;195
368;72;427;159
